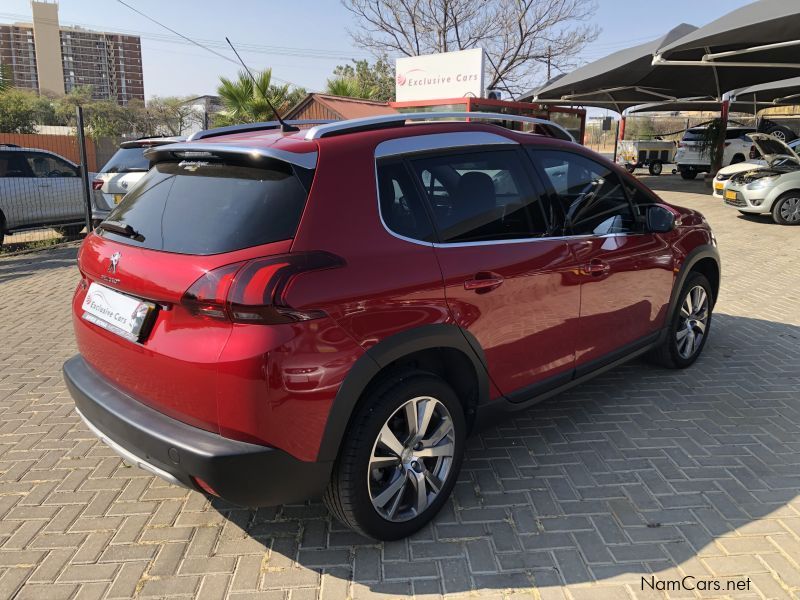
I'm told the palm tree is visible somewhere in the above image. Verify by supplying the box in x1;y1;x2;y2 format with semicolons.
325;75;378;100
216;69;305;125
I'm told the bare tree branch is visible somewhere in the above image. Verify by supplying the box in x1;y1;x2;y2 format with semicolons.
343;0;598;94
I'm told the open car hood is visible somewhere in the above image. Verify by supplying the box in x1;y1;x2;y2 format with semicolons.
749;133;800;167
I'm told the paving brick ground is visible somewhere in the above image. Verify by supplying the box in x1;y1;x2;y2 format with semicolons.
1;176;799;599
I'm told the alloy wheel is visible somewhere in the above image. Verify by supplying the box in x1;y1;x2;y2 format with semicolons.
368;396;455;522
676;285;709;359
779;197;800;223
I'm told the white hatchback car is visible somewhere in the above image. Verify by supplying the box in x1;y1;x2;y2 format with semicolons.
675;126;757;180
92;136;183;225
712;138;800;199
722;134;800;225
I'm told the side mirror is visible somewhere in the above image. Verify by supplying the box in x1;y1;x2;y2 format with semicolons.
647;205;676;233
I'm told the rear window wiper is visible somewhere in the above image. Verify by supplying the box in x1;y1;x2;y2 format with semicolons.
97;221;145;241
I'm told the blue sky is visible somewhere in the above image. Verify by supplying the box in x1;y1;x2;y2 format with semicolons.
1;0;753;100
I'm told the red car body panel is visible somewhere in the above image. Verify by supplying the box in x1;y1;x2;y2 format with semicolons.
68;122;719;479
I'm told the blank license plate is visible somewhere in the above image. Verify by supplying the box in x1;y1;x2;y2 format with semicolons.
724;190;738;200
113;194;125;204
82;282;155;342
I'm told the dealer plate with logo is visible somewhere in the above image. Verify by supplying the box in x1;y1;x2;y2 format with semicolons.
82;282;155;342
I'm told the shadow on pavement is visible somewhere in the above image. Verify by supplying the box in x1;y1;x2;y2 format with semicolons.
207;312;800;596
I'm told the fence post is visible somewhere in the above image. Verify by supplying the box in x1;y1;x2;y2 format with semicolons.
76;105;94;233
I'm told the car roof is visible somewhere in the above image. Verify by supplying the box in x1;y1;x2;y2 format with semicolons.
0;145;74;161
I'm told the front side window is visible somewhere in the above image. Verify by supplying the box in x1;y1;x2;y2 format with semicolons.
26;153;78;178
408;149;548;243
531;150;636;236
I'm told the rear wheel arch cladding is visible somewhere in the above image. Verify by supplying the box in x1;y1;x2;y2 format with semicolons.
315;324;491;462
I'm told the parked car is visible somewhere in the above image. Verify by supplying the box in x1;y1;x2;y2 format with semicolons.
712;137;800;199
63;114;720;540
722;133;800;224
675;126;757;180
0;144;93;247
91;136;184;225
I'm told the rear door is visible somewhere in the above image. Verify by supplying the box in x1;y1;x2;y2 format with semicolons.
403;147;581;398
529;149;675;371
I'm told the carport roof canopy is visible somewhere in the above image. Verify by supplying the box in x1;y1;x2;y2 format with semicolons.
525;1;800;114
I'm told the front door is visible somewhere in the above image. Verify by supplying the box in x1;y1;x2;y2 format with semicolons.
529;149;675;370
405;147;582;398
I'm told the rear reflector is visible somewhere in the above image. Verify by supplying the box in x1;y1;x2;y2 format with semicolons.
192;476;219;496
181;252;343;324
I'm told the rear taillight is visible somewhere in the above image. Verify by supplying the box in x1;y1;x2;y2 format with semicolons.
181;252;343;324
92;179;103;190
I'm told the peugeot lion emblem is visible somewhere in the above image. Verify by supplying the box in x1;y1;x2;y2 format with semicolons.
108;252;121;274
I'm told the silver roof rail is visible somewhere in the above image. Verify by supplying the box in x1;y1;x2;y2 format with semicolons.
303;112;575;143
188;119;337;141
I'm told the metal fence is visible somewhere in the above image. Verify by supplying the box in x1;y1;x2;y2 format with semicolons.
0;107;104;254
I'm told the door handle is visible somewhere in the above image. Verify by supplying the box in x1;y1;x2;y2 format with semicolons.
464;272;504;292
583;259;610;276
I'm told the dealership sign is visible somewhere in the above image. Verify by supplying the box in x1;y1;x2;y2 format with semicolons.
395;48;485;102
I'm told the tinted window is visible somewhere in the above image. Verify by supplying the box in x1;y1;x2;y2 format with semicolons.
532;150;636;236
101;147;150;173
0;151;32;177
377;161;434;242
408;150;548;243
26;153;77;177
100;160;309;255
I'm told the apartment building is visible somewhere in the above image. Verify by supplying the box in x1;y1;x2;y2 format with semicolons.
0;1;144;104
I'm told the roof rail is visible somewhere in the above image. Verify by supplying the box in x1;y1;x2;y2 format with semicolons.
188;119;337;142
303;112;575;142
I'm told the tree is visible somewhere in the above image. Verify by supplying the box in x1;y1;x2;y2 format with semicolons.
331;58;395;101
0;89;39;133
147;96;201;136
342;0;599;94
216;69;306;126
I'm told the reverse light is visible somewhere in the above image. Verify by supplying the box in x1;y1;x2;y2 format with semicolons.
181;252;344;324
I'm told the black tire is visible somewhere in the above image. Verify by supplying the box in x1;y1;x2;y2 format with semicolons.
0;212;5;249
648;161;662;176
56;224;85;237
648;272;713;369
680;169;697;180
323;371;466;540
772;193;800;225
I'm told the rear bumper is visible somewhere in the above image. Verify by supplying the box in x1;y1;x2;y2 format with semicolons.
63;355;333;507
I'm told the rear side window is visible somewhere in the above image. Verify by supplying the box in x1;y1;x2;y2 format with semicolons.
376;160;435;242
101;147;150;173
100;160;309;255
407;150;549;243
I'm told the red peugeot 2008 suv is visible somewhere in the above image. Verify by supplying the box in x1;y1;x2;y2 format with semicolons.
64;113;720;540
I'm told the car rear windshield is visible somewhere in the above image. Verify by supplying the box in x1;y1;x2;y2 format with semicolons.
682;128;755;142
101;147;150;173
98;160;311;255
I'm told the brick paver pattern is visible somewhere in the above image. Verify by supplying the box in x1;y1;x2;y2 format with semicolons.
0;177;799;600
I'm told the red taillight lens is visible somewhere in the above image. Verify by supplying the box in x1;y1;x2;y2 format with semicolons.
92;179;103;190
181;252;343;324
182;262;243;320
